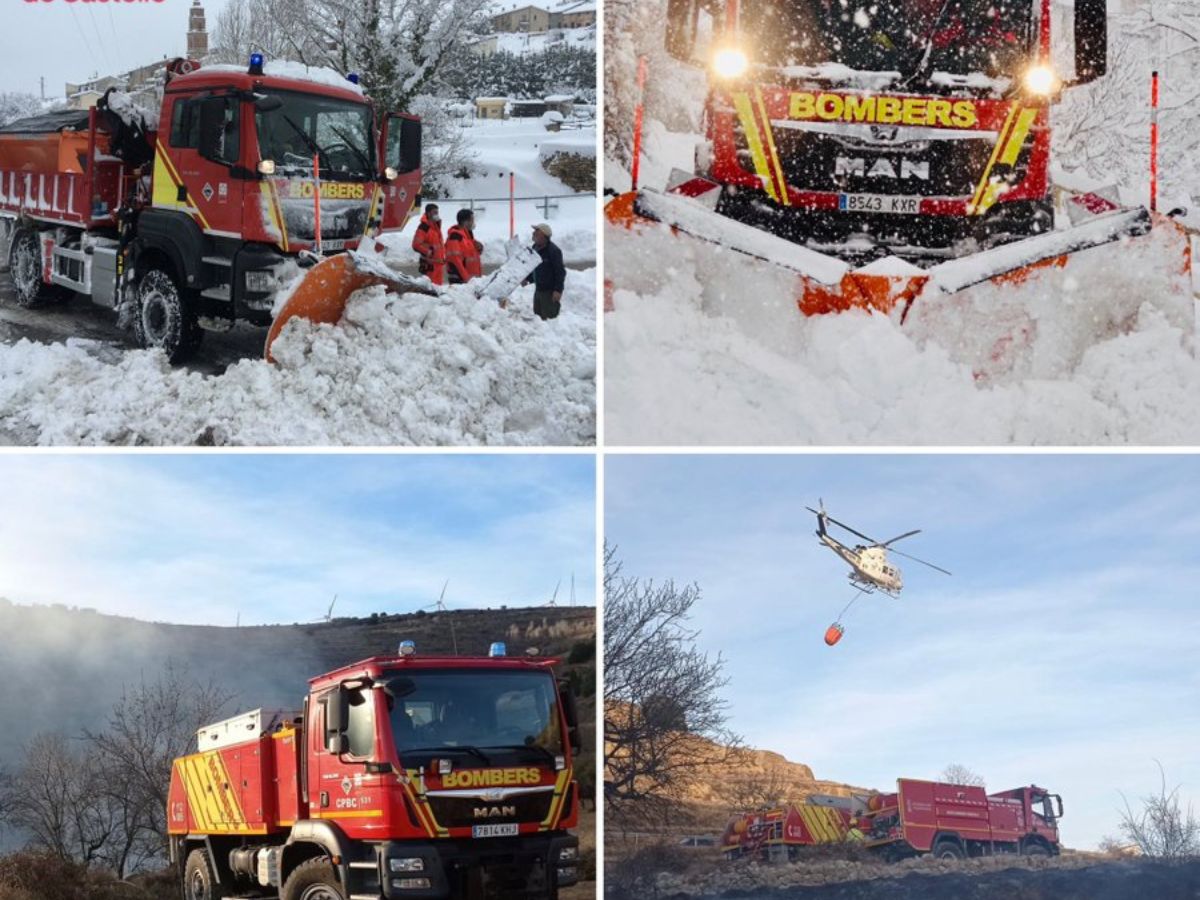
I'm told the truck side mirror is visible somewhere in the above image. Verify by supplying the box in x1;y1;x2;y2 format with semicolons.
1052;794;1064;819
324;688;349;754
1074;0;1107;84
665;0;698;61
558;679;582;755
399;117;421;174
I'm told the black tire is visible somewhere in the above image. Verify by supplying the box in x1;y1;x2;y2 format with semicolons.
933;840;965;860
282;857;347;900
1023;842;1051;857
183;848;226;900
133;266;202;362
7;228;70;308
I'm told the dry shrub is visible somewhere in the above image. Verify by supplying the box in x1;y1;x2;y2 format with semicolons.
0;851;159;900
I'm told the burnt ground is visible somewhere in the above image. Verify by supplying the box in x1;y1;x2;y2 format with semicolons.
637;859;1200;900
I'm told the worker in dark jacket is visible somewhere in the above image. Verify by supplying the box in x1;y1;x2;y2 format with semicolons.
411;203;445;285
445;209;483;285
526;223;566;320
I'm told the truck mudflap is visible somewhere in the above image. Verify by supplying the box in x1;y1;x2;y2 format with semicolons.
605;187;1179;321
372;832;578;900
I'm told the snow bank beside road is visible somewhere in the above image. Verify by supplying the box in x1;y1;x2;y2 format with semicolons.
605;222;1200;446
0;270;596;446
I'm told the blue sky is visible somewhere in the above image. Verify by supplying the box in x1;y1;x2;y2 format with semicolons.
3;0;234;98
0;453;595;625
606;454;1200;850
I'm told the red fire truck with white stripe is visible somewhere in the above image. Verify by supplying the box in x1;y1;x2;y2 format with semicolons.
0;55;421;362
167;641;582;900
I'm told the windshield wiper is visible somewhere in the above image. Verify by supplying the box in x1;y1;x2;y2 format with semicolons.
402;745;492;764
280;113;327;171
328;123;373;178
900;0;955;87
482;743;560;765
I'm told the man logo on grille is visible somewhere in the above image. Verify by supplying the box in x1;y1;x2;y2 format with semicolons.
473;805;517;819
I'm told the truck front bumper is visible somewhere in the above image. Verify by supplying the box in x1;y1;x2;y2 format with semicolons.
379;832;579;899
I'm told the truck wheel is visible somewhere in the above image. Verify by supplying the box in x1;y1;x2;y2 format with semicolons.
133;267;202;363
1023;842;1051;857
183;848;227;900
932;840;964;860
8;228;69;308
282;857;347;900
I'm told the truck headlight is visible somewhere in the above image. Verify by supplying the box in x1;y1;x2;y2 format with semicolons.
713;47;749;79
393;877;433;890
244;270;275;293
1023;65;1058;95
389;858;425;873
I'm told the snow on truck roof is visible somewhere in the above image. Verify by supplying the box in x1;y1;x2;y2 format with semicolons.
175;61;365;99
0;109;92;135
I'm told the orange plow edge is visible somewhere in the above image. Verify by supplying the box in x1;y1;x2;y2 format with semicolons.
605;188;1181;319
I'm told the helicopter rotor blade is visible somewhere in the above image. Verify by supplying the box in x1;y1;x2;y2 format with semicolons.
822;514;879;545
877;529;921;548
888;547;952;576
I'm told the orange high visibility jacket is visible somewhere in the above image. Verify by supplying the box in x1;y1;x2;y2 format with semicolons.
411;214;445;285
445;224;483;284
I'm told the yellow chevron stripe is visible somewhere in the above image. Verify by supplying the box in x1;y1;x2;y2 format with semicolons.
267;181;289;252
540;769;571;829
181;757;218;831
755;87;791;207
999;108;1039;166
732;93;778;202
313;809;383;819
151;140;212;231
402;775;446;837
970;103;1021;215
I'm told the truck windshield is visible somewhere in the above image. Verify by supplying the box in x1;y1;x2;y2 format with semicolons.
740;0;1032;81
383;669;563;766
255;91;375;181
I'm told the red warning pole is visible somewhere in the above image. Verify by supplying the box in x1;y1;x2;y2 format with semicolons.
1151;70;1160;214
630;55;648;191
509;172;515;239
312;153;323;254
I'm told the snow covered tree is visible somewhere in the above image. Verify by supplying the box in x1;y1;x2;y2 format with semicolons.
0;92;44;128
213;0;495;111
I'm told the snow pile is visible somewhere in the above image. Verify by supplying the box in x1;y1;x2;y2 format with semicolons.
0;271;596;446
539;131;597;159
103;89;160;131
605;220;1200;446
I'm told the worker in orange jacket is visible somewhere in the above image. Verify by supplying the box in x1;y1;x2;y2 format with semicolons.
411;203;445;285
445;209;483;285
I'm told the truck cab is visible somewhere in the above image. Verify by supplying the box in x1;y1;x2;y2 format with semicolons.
661;0;1110;260
167;642;582;900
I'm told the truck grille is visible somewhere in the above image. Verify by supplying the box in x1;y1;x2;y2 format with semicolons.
279;199;369;242
426;789;555;829
739;126;998;199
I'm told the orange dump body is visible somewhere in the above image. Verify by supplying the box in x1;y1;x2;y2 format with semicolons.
0;110;128;228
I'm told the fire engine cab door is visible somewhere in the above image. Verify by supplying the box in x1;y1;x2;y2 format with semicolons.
312;686;386;830
379;113;421;231
160;93;245;238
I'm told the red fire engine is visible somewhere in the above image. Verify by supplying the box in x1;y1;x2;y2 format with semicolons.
0;55;421;361
167;641;582;900
862;778;1063;860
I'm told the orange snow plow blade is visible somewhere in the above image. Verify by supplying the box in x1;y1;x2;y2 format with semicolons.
266;254;387;362
264;252;442;362
607;187;1170;319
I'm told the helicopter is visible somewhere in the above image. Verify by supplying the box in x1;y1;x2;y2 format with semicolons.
807;501;950;645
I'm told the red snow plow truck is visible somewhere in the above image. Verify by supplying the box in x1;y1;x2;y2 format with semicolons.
610;0;1191;318
0;55;422;362
167;641;582;900
722;779;1062;862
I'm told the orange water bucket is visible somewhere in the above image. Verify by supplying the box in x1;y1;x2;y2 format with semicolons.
824;623;844;646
